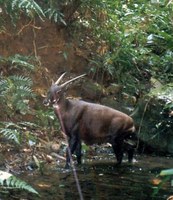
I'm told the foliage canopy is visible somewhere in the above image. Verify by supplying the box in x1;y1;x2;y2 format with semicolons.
78;0;173;92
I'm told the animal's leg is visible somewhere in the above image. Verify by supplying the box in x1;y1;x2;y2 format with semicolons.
112;138;124;165
65;135;78;168
127;148;134;163
75;140;82;165
124;135;136;163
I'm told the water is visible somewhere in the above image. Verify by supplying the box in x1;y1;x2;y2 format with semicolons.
1;154;173;200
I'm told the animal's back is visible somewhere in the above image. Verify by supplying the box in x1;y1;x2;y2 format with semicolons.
69;99;135;145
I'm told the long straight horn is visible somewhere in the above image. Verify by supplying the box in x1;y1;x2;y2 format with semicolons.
55;72;67;85
60;74;86;88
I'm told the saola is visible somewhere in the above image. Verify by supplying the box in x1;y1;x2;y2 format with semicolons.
43;73;136;168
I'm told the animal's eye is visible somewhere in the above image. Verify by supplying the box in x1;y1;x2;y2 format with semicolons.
56;89;61;94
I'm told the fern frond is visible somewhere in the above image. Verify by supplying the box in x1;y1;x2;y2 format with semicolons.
11;0;45;20
0;170;39;195
0;79;9;93
9;54;35;71
45;8;66;25
0;75;34;115
3;121;22;129
11;58;35;71
10;75;33;87
0;121;38;145
0;128;21;144
0;54;36;72
18;121;38;128
16;86;33;95
11;0;19;10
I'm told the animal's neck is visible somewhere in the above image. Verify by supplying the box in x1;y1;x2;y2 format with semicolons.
54;96;69;113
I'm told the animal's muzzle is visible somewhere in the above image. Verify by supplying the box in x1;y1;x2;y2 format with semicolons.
43;98;58;106
43;99;50;106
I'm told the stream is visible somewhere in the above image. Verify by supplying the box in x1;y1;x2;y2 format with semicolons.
2;153;173;200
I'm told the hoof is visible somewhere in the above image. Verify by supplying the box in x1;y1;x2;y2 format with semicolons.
65;163;71;169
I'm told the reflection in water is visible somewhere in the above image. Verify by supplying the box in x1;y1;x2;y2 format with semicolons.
2;154;173;200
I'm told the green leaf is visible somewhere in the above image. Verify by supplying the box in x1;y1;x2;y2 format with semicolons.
160;169;173;176
0;171;39;195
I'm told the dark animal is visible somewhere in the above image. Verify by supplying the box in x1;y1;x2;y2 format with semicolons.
43;73;136;168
